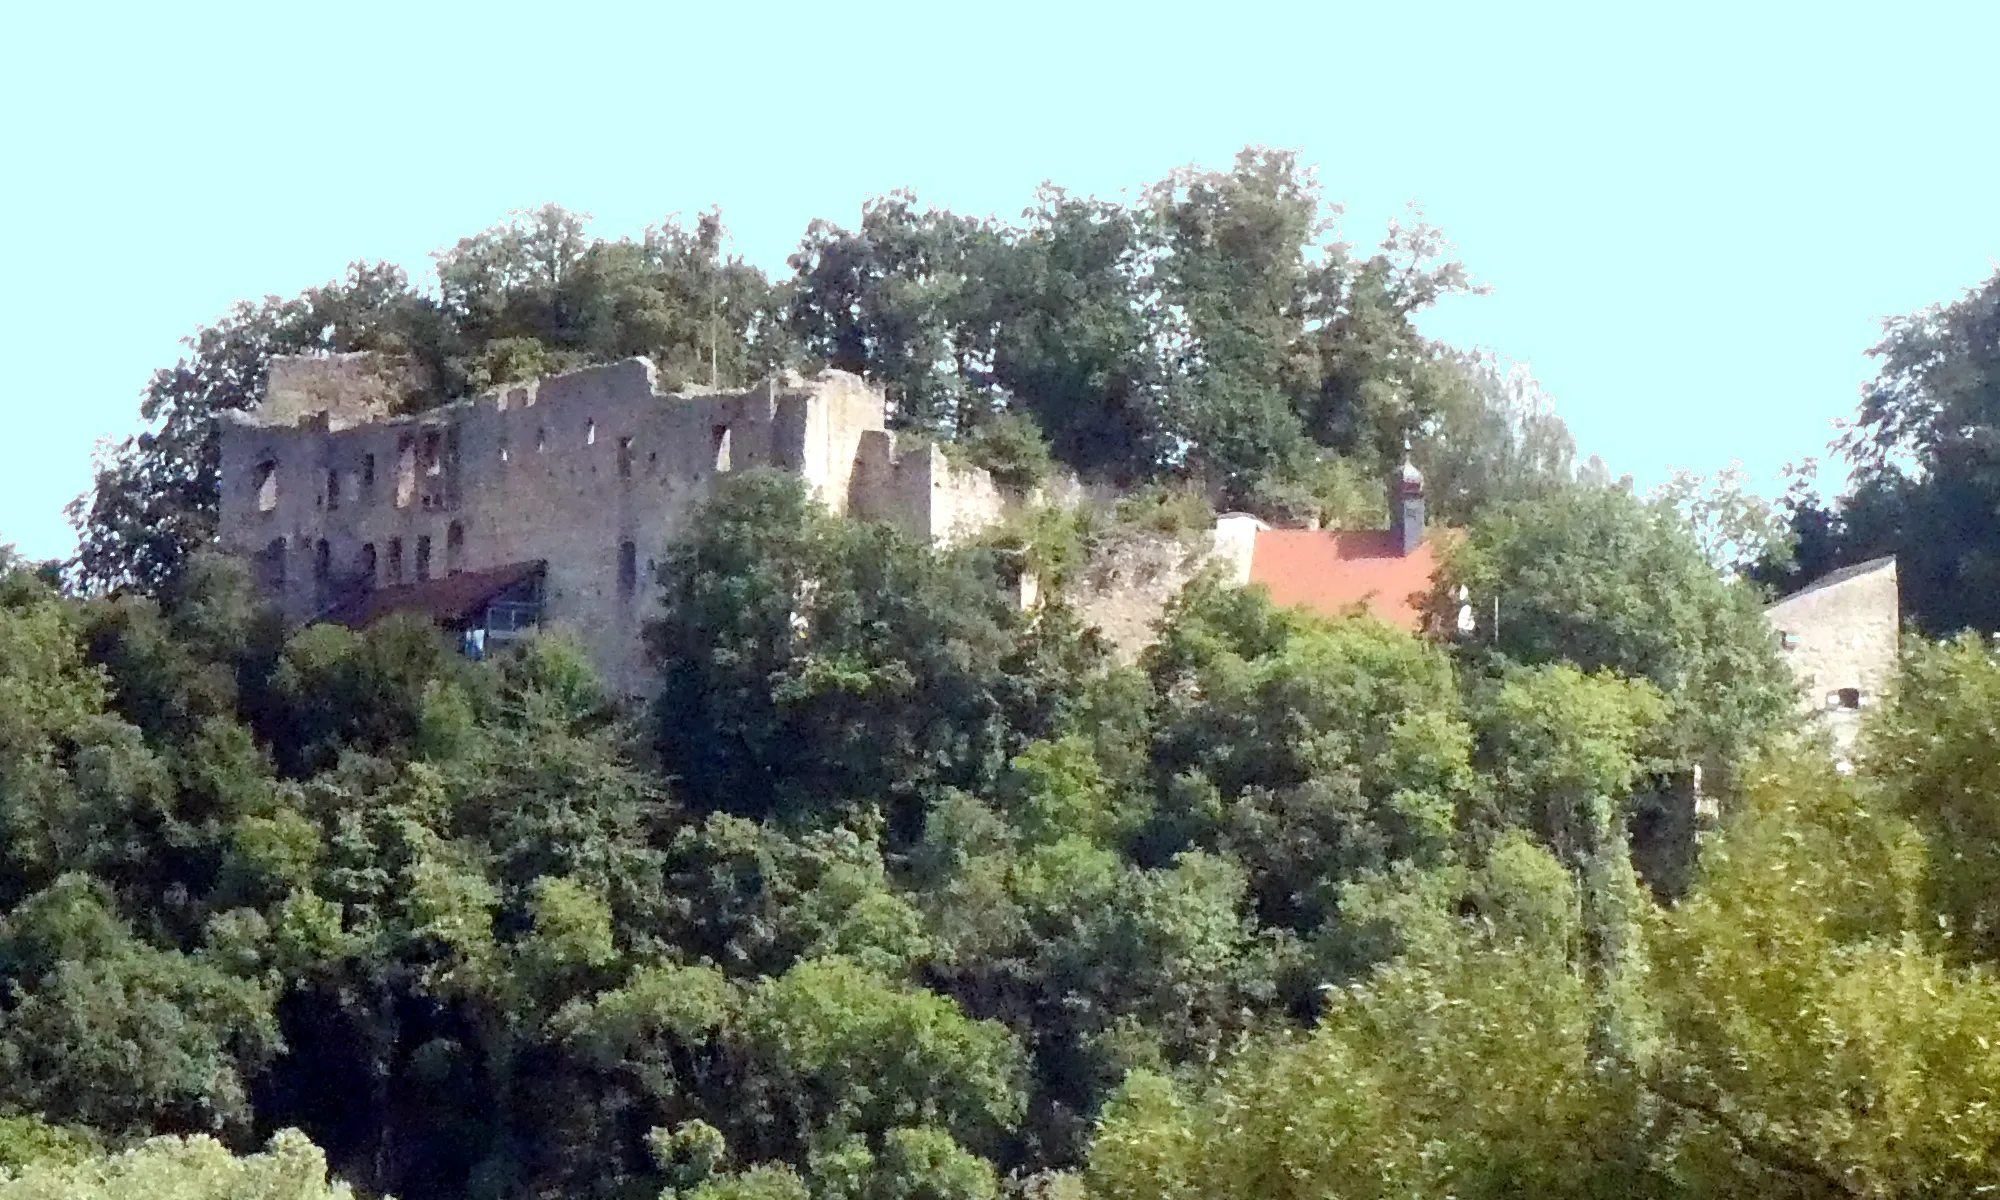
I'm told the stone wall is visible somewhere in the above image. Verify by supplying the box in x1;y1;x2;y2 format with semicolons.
1763;556;1899;756
219;360;894;697
848;431;1010;546
261;353;414;430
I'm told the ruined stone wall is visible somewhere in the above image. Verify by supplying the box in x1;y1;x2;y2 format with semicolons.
848;431;1010;547
260;353;414;429
1763;557;1899;755
1060;514;1263;664
1068;532;1215;661
219;360;888;697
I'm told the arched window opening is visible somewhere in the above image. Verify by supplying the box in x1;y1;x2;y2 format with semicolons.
415;535;432;582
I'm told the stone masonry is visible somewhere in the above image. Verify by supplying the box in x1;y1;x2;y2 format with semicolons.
1763;556;1900;758
217;355;1007;696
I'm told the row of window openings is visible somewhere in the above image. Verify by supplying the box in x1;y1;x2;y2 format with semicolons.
266;525;465;588
254;424;734;513
256;432;446;515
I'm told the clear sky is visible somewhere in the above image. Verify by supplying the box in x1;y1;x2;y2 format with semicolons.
2;0;1994;563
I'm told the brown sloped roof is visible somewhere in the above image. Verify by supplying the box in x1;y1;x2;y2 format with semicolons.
1248;530;1439;631
317;560;544;630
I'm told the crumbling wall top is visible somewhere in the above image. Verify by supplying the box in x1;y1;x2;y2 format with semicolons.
259;352;417;429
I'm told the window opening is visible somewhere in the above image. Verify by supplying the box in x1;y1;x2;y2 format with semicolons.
313;539;330;583
537;427;547;453
362;453;376;491
1836;687;1861;710
415;536;432;582
255;461;279;512
267;537;287;587
711;425;732;473
422;430;444;477
395;436;417;508
446;523;465;575
618;540;638;598
359;543;377;587
387;538;404;584
586;420;597;447
325;468;341;510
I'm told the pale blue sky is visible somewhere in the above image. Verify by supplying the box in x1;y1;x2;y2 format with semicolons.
2;0;1994;563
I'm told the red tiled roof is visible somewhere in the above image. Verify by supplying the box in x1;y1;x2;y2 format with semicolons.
1248;530;1438;631
317;560;544;630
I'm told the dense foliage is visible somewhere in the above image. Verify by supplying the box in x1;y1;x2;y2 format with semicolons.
11;436;1986;1195
21;154;2000;1198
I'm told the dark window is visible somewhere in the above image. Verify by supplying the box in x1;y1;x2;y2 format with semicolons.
359;543;377;587
1837;687;1862;710
618;540;638;598
362;453;377;490
446;523;464;575
313;539;330;582
326;468;341;510
387;538;404;584
618;436;633;478
422;430;444;477
255;461;279;512
267;537;287;587
416;536;432;582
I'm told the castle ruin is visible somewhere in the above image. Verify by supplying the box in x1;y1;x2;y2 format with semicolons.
218;355;1010;695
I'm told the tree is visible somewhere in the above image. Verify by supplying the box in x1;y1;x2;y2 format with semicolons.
1417;351;1577;524
1441;483;1794;777
786;195;1004;437
648;470;1096;828
1148;149;1327;503
1650;462;1794;578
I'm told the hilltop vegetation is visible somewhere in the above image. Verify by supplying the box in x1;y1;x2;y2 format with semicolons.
70;149;1575;595
12;150;2000;1197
